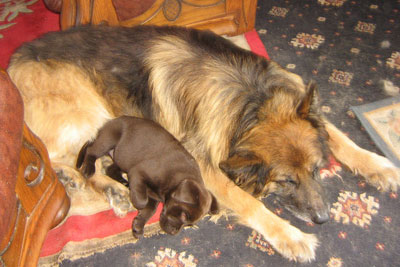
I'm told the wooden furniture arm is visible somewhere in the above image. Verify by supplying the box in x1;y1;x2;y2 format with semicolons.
0;69;70;267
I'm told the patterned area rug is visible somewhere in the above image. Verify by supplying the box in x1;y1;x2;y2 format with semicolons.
2;0;400;266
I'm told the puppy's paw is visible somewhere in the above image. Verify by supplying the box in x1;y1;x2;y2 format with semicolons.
270;223;318;263
132;218;145;239
79;160;96;179
357;152;400;192
105;186;132;217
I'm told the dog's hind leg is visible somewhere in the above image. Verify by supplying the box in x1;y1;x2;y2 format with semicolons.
199;162;318;263
325;121;400;192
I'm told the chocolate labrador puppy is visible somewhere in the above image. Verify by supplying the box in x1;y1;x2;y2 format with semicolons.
76;116;218;237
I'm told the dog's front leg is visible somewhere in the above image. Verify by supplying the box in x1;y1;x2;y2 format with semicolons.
325;121;400;192
199;162;318;262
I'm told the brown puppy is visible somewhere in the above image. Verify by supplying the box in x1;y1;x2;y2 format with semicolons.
76;116;218;237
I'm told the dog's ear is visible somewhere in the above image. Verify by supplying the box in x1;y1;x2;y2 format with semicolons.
171;179;198;205
297;81;319;119
219;152;270;196
208;192;219;215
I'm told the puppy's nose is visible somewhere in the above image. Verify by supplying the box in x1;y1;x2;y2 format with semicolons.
312;210;330;224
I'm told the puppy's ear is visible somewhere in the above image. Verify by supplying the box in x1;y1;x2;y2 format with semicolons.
219;151;270;196
208;192;219;215
297;81;319;119
171;179;197;204
180;211;188;223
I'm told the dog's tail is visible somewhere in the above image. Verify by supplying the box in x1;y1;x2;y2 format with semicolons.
76;141;91;169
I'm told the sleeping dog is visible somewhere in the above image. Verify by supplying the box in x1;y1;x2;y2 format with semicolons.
9;25;400;261
76;116;218;237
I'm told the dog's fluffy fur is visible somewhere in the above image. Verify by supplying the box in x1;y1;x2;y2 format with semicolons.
8;25;400;262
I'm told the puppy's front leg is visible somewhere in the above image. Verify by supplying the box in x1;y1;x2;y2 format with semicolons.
128;169;150;210
199;162;318;262
132;198;159;238
325;121;400;192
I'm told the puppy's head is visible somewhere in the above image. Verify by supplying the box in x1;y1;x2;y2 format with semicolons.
160;179;218;235
220;83;331;224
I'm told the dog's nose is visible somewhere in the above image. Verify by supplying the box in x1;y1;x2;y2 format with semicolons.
312;210;330;224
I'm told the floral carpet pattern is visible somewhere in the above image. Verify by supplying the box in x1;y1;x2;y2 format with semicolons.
2;0;400;266
253;1;400;266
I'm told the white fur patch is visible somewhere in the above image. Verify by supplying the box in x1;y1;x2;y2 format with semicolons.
381;79;399;96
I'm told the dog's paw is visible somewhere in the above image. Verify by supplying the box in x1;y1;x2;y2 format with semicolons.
270;223;318;263
56;169;85;192
357;152;400;192
105;186;132;217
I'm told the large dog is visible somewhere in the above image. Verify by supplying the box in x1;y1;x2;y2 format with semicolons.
8;25;400;262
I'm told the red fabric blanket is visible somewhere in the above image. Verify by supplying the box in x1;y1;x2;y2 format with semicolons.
0;0;59;69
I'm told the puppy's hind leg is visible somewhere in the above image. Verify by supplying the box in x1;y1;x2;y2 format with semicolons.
77;120;121;178
106;163;129;187
76;141;96;178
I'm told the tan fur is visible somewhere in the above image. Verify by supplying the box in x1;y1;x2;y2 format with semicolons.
8;61;132;216
199;161;318;262
145;38;252;165
9;61;113;166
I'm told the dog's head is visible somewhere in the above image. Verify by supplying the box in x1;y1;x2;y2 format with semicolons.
160;179;219;235
220;82;331;224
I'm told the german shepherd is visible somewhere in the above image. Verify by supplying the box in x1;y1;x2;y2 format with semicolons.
8;25;400;262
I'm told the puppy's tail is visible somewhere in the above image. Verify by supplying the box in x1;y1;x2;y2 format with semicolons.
76;141;91;169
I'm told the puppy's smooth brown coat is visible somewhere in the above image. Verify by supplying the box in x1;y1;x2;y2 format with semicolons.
8;25;400;262
76;116;218;236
